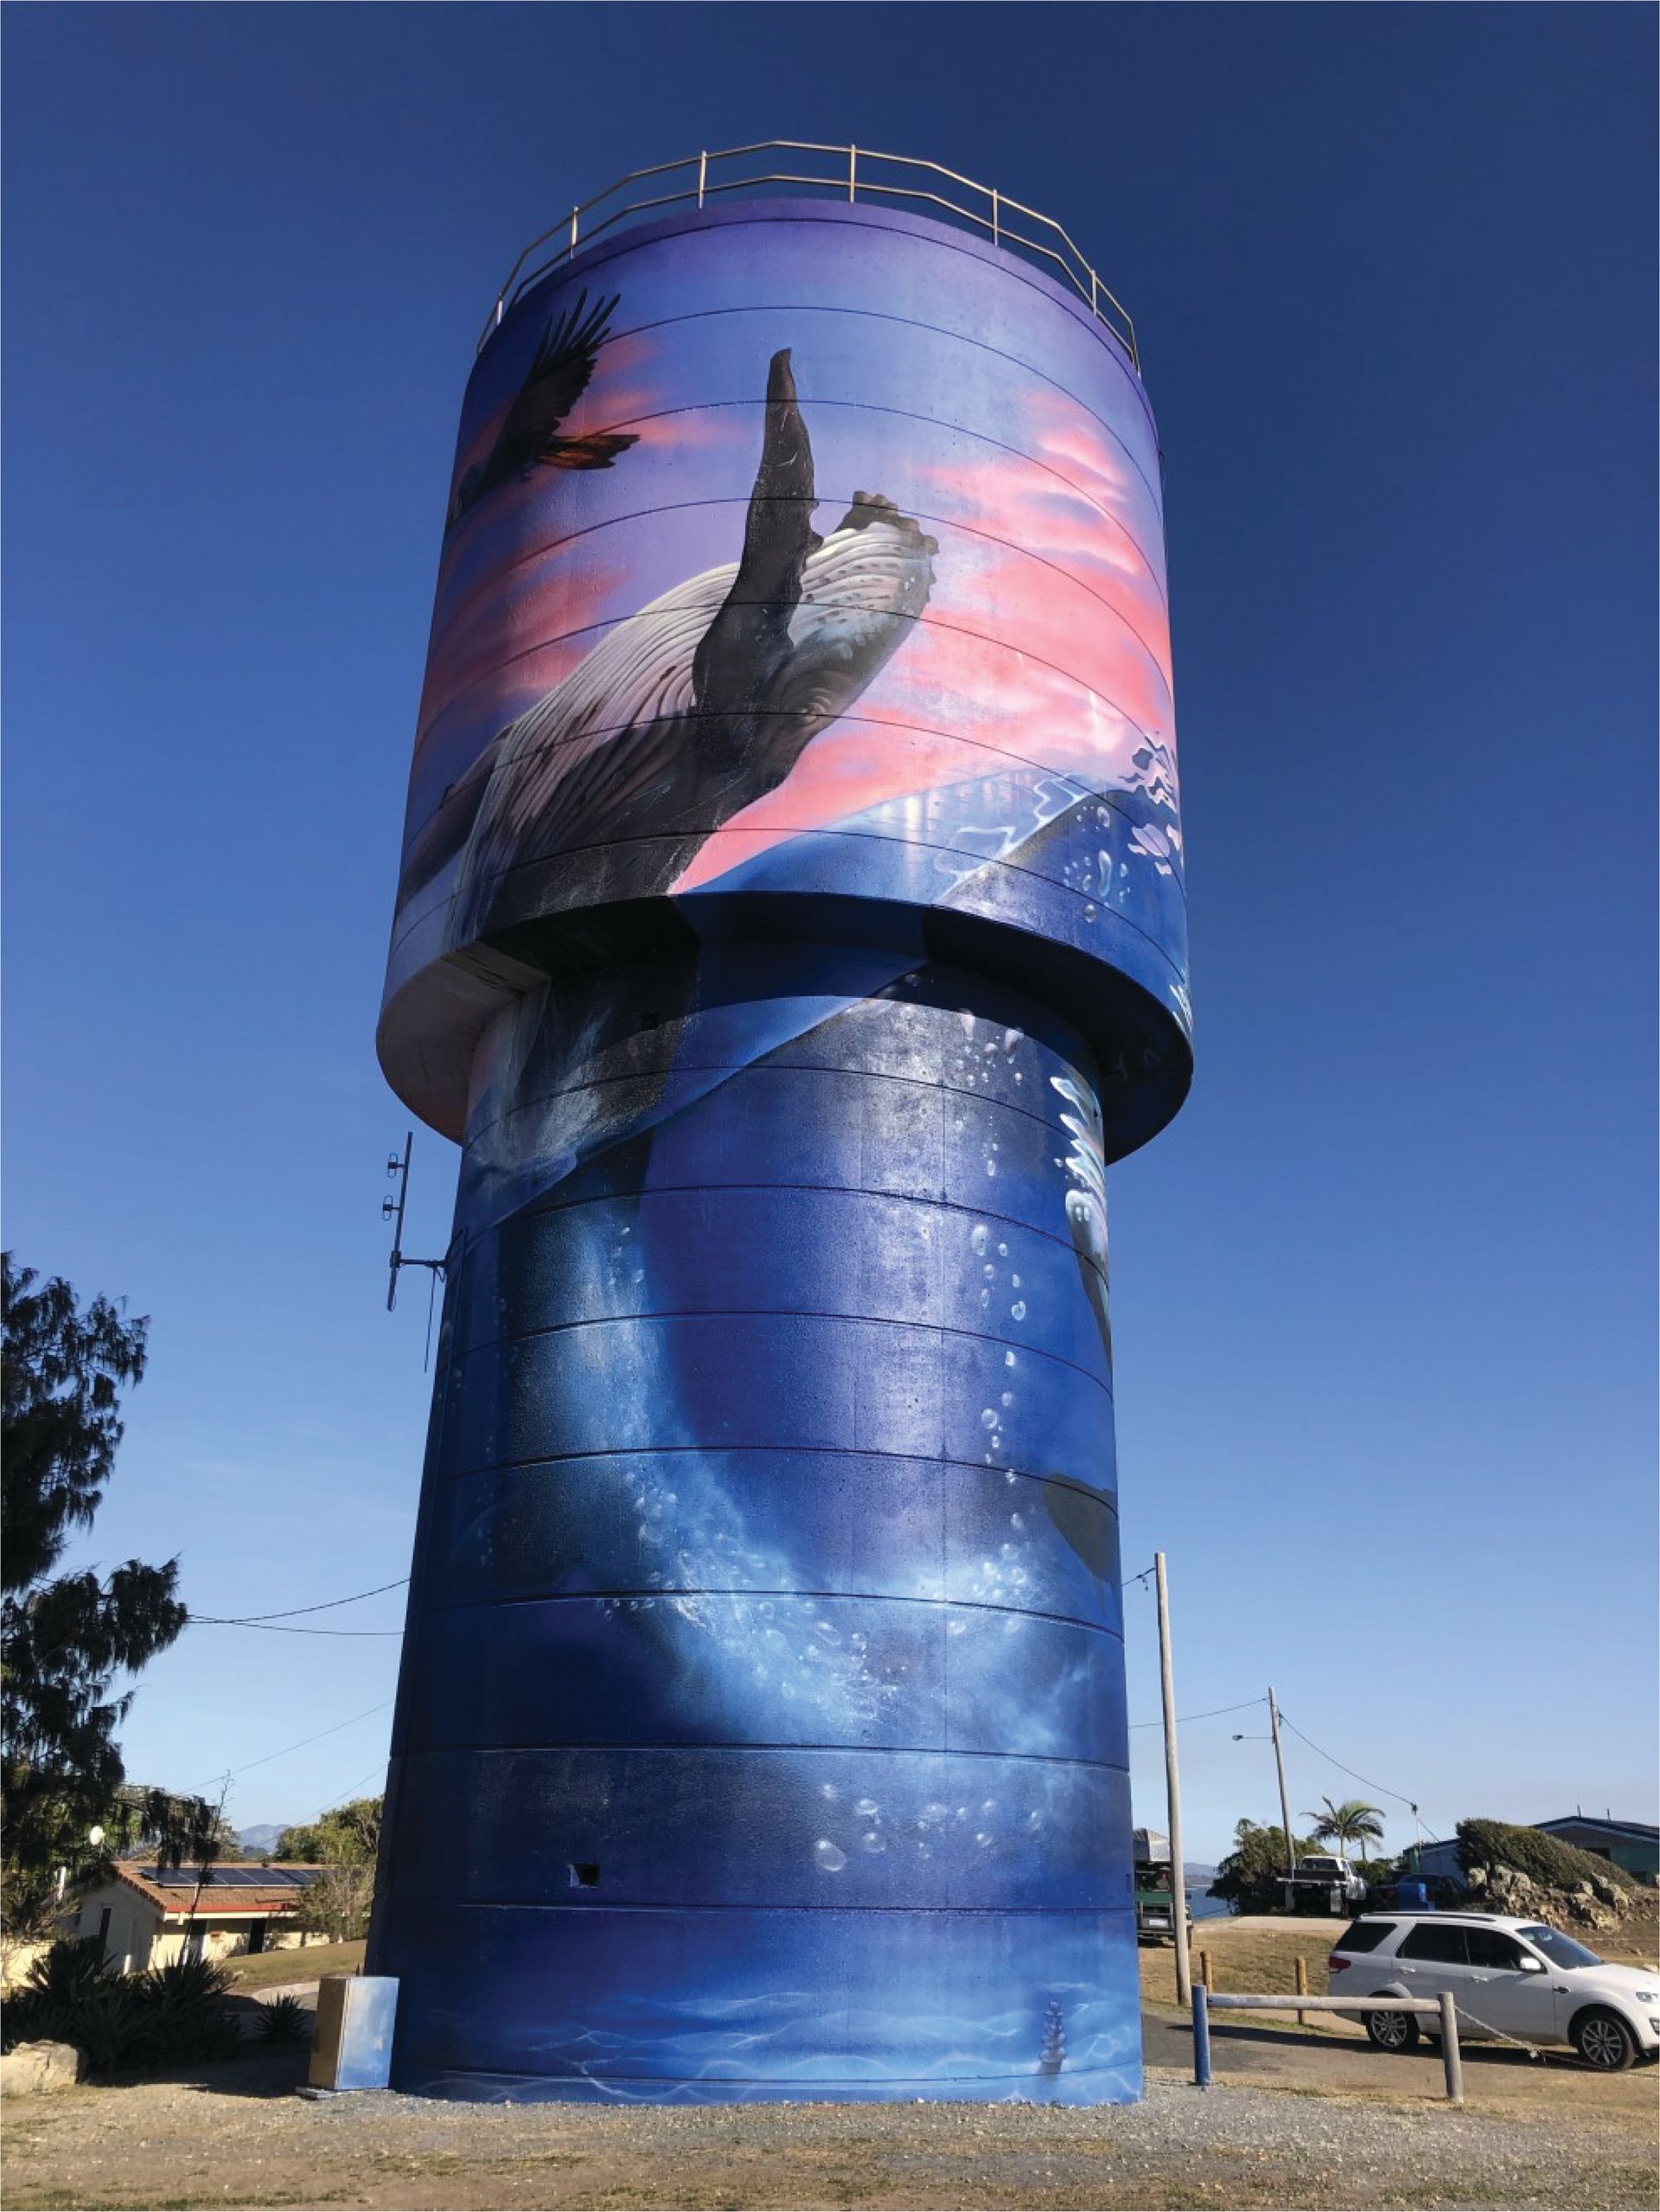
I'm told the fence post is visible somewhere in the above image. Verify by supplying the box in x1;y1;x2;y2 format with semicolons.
1198;1947;1212;1991
568;205;578;259
1295;1954;1308;2027
697;150;707;208
848;145;857;203
1438;1992;1464;2105
1191;1984;1212;2089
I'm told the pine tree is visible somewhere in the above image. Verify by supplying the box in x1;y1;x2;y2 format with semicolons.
2;1255;201;1934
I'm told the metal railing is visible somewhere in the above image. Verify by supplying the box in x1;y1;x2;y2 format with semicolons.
1193;1988;1466;2104
477;141;1138;369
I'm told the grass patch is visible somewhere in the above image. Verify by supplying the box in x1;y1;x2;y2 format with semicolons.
1140;1922;1338;2004
222;1938;364;1991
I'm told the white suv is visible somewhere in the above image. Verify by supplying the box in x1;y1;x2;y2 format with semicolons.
1329;1912;1660;2072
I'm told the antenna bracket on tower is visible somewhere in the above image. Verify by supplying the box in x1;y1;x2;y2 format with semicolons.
381;1132;448;1312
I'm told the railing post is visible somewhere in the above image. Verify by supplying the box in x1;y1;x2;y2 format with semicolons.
848;144;857;202
1438;1993;1464;2105
1191;1984;1212;2089
1091;268;1099;317
698;150;707;208
991;188;1000;247
1294;1954;1308;2027
568;205;578;259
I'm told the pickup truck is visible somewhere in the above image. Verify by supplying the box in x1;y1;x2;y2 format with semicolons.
1280;1854;1369;1915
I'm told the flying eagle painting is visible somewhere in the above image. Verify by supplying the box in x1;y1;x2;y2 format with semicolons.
446;291;640;528
404;345;938;943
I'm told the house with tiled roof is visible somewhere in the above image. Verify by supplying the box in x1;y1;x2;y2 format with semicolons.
71;1862;332;1973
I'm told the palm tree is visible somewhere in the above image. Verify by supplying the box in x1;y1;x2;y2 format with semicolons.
1304;1796;1386;1865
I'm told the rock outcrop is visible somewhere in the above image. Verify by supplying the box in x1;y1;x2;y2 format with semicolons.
1464;1859;1629;1931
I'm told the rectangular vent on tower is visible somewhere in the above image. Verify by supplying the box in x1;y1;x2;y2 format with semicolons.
569;1862;600;1889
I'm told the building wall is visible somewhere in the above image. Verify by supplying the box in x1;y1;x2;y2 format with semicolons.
0;1939;56;1993
73;1883;159;1974
68;1884;322;1972
1407;1840;1465;1884
1536;1822;1659;1880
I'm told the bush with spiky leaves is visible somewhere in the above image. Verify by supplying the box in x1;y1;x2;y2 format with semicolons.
1;1940;240;2072
256;1994;311;2043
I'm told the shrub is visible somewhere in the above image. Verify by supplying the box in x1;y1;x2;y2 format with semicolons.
135;1956;239;2065
0;1938;239;2072
1456;1819;1637;1895
63;1979;151;2073
1;1987;46;2051
256;1994;311;2043
3;1937;115;2051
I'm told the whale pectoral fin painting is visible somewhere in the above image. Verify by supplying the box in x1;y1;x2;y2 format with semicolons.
445;345;937;943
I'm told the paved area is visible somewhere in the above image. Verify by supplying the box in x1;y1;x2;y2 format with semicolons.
4;2006;1655;2209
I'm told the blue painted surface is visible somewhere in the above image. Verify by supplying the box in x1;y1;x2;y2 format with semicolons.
370;201;1190;2103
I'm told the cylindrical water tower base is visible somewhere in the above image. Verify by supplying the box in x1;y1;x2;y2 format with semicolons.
371;943;1139;2103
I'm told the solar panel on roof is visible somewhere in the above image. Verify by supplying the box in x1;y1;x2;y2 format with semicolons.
135;1864;323;1889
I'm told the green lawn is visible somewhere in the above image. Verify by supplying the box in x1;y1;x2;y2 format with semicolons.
223;1939;365;1991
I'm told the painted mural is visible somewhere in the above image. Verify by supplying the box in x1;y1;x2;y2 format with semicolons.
371;201;1190;2106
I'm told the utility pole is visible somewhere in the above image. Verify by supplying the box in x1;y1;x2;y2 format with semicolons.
1267;1685;1295;1876
1154;1553;1191;2006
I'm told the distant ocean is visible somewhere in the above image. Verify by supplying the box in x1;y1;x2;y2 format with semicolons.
1180;1868;1228;1921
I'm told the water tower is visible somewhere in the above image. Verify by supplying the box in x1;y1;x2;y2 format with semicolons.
368;146;1191;2104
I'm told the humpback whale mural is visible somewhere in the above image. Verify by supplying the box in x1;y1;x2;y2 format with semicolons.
371;197;1191;2105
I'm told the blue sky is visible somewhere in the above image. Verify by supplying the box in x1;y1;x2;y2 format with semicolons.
3;3;1653;1859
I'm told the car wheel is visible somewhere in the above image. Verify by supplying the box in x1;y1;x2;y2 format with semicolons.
1364;2007;1420;2053
1573;2009;1638;2073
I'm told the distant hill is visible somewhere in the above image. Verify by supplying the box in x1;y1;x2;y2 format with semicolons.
236;1823;290;1857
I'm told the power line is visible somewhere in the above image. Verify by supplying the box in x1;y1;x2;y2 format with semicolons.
1130;1696;1266;1730
213;1700;393;1786
1278;1711;1433;1829
190;1622;403;1637
189;1576;409;1626
332;1761;391;1805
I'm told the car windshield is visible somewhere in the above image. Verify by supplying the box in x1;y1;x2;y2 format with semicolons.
1519;1925;1602;1969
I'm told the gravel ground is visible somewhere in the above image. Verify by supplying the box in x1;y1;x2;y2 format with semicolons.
4;2042;1656;2211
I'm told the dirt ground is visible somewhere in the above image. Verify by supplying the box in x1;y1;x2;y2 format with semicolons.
8;1921;1656;2211
6;2028;1656;2211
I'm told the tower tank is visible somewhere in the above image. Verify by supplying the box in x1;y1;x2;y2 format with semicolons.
368;149;1191;2106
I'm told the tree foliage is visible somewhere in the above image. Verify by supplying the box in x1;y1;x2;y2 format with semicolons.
1209;1818;1326;1915
1302;1796;1386;1863
277;1795;382;1941
296;1863;376;1941
274;1795;381;1868
2;1256;202;1934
